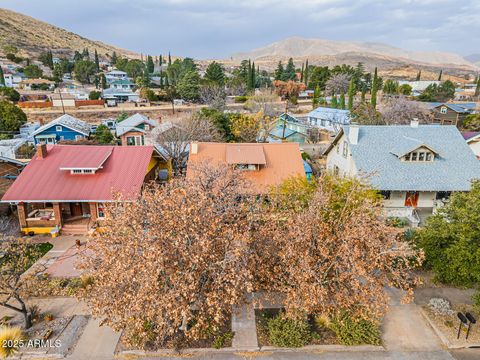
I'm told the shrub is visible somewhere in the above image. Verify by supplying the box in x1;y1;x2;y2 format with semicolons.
234;96;248;103
212;331;234;349
428;298;455;316
472;291;480;312
386;216;409;228
330;313;381;346
0;326;24;358
89;90;101;100
267;313;312;348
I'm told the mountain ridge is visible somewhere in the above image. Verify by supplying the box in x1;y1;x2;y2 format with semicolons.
231;36;475;69
0;7;139;60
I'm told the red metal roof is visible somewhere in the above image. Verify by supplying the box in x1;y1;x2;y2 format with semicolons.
2;145;155;202
58;146;113;170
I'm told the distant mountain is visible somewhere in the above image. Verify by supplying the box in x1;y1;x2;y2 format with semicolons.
0;8;138;59
465;54;480;66
231;37;476;69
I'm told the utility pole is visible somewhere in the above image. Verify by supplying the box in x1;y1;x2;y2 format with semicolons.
57;86;65;114
281;98;288;141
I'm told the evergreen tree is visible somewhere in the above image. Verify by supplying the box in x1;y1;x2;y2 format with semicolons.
141;65;151;87
300;63;304;83
165;73;170;87
274;61;284;81
101;73;107;89
331;95;338;108
475;77;480;97
347;78;355;110
111;51;118;65
312;85;320;108
83;48;90;59
204;61;225;86
284;57;296;81
438;69;443;81
168;52;172;66
304;59;309;86
147;55;155;73
0;66;5;87
47;51;54;69
251;61;256;89
159;55;163;66
416;70;421;81
247;59;252;89
339;92;346;109
94;49;100;70
371;67;378;109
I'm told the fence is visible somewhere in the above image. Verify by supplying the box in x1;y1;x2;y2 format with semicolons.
18;101;53;109
74;100;105;107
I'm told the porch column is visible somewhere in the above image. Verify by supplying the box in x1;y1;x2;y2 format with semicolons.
53;203;63;227
89;203;97;222
17;203;28;228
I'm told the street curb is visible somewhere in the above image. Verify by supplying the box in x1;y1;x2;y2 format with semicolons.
118;344;385;356
420;307;480;349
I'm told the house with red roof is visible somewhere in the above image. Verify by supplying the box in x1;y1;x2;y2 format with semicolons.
1;143;168;235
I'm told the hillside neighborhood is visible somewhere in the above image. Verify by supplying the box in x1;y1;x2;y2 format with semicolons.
0;3;480;360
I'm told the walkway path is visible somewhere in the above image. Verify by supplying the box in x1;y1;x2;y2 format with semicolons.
232;300;259;350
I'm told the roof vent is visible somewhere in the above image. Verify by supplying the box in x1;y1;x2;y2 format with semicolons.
411;118;419;128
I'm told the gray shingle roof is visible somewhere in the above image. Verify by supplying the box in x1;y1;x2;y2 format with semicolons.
32;114;91;137
115;113;157;137
342;125;480;191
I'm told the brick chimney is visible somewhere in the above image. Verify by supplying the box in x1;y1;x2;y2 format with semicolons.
36;143;47;159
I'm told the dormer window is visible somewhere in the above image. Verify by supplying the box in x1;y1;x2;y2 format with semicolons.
235;164;259;171
403;150;435;162
70;169;95;174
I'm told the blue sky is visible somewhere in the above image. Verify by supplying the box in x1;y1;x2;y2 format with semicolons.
2;0;479;59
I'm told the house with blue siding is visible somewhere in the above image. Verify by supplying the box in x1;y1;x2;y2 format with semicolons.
32;114;91;145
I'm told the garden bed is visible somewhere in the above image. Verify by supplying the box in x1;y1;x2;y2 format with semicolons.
255;308;339;347
118;316;233;351
422;303;480;347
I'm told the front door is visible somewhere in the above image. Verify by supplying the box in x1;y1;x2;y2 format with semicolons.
405;191;419;208
70;203;83;217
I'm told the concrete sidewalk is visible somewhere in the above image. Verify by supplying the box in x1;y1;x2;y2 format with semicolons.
232;301;259;350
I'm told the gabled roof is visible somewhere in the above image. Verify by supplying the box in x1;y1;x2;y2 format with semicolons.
32;114;91;137
186;142;305;193
116;113;157;137
325;125;480;191
389;137;439;158
463;132;480;142
1;145;156;202
307;106;350;122
430;102;476;113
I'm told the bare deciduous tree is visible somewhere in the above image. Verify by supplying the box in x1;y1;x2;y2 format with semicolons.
380;96;433;125
155;114;219;175
244;89;282;117
199;85;226;111
325;73;351;95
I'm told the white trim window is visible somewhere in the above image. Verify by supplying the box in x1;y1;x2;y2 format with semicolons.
97;203;105;219
56;125;62;132
342;141;348;158
440;106;447;114
75;135;84;141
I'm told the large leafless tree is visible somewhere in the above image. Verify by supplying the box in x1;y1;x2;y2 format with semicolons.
380;96;433;125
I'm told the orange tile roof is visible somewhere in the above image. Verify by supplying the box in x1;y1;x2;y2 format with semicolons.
187;142;305;193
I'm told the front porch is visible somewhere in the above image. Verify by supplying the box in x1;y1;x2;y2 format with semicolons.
17;201;103;235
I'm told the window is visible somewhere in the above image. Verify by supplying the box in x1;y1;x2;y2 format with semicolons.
56;125;62;131
404;153;410;161
411;152;417;161
144;124;150;131
72;169;82;174
426;152;432;161
333;165;339;175
380;191;391;200
418;152;425;161
440;106;447;114
436;191;451;200
342;141;348;158
47;137;55;144
234;164;258;171
336;144;340;154
97;203;105;219
126;136;136;146
75;135;83;141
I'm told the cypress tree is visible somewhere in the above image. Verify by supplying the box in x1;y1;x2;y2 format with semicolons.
251;61;256;89
47;51;54;69
339;92;346;109
304;59;309;87
347;78;355;110
168;52;172;66
111;51;118;65
416;70;421;81
331;94;338;108
438;69;443;81
300;63;304;83
101;73;107;89
165;73;170;87
0;66;5;86
475;77;480;97
94;49;100;70
147;55;155;73
371;67;378;109
312;85;320;108
159;55;163;66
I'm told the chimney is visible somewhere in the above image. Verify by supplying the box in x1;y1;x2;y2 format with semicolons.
348;123;359;145
190;142;198;154
36;143;47;159
410;118;419;128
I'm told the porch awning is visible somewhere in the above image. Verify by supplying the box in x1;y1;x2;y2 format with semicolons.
36;134;57;139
